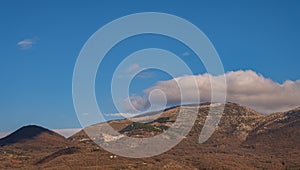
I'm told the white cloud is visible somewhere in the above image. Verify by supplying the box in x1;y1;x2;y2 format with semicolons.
17;37;37;49
52;128;82;138
105;113;139;118
122;94;149;112
124;70;300;114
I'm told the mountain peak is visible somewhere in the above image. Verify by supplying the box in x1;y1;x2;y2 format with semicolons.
0;125;64;146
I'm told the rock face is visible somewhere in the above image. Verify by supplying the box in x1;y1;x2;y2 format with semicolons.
196;102;264;145
1;103;300;169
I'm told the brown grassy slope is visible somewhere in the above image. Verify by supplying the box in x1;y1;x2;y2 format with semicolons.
60;103;299;169
1;103;299;169
0;125;76;169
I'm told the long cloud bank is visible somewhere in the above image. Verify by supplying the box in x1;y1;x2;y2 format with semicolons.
122;70;300;114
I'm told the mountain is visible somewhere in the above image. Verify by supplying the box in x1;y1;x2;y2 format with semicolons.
70;102;264;145
1;103;299;169
0;125;76;169
0;125;65;146
67;102;299;169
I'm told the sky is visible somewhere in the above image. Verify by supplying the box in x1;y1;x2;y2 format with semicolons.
0;1;300;135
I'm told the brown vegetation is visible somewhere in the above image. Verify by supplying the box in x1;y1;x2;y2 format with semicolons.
0;103;299;169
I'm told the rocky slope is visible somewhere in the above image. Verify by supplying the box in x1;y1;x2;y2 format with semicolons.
67;102;299;169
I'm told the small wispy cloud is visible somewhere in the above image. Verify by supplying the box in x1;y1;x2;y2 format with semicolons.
105;112;139;118
0;132;10;139
82;113;89;116
127;64;154;79
182;51;190;57
17;37;38;49
117;63;154;79
136;71;154;79
127;63;142;73
52;128;82;138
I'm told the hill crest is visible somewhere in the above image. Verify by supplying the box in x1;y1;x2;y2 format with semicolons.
0;125;65;146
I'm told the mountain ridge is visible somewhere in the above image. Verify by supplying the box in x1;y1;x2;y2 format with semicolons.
0;102;299;169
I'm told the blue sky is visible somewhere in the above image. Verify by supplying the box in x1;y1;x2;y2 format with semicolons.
0;1;300;133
